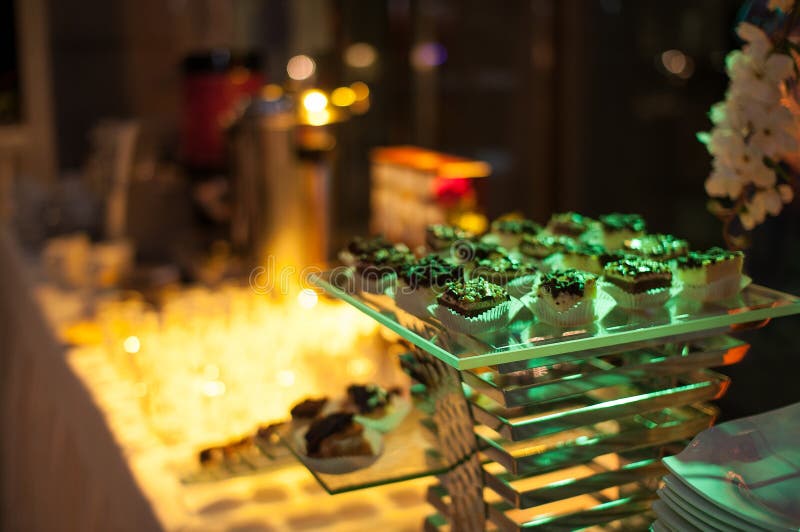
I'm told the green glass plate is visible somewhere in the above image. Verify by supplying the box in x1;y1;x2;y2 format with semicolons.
277;406;453;494
467;370;728;442
477;403;718;476
310;271;800;370
483;446;679;510
463;336;747;407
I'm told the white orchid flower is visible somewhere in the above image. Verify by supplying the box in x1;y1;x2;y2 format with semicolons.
737;22;773;62
750;103;799;156
705;162;744;198
755;187;784;215
779;183;795;203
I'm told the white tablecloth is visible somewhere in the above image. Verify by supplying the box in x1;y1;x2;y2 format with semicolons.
0;231;430;531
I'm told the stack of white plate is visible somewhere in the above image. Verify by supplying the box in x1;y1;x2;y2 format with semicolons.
652;402;800;532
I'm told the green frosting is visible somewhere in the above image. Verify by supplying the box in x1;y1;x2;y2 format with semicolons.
604;257;671;278
427;224;472;242
491;219;542;235
676;247;744;269
401;254;462;287
540;269;596;298
624;234;689;259
599;213;646;232
441;278;509;304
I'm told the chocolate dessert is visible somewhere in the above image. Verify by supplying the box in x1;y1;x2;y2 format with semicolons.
304;413;373;458
537;269;597;310
546;212;594;238
603;257;673;294
437;278;509;317
290;397;329;420
400;254;463;289
675;248;743;285
425;224;473;251
623;234;689;260
473;257;537;285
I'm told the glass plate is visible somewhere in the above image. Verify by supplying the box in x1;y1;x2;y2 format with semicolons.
658;480;742;532
468;371;728;442
311;270;799;370
478;403;718;476
484;448;670;509
464;336;747;406
486;488;658;531
278;406;452;494
663;402;800;530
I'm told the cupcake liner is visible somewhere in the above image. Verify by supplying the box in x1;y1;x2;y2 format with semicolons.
430;299;512;335
529;296;596;328
355;396;411;433
395;285;440;318
293;424;383;475
678;274;749;303
356;272;397;295
600;281;672;310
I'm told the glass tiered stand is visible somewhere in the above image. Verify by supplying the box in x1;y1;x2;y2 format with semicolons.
310;270;800;531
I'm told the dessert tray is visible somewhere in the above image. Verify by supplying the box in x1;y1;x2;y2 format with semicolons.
310;270;799;370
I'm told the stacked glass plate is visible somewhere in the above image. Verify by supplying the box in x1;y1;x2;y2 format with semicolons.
652;402;800;531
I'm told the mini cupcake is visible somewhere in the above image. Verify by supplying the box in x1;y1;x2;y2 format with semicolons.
519;234;575;262
561;243;629;275
623;234;689;261
396;254;463;316
347;384;410;433
489;218;542;250
434;277;512;334
465;239;510;262
355;247;413;294
546;212;595;239
602;257;673;309
675;247;744;302
339;235;395;266
425;224;474;253
533;269;598;327
598;213;646;250
472;256;538;297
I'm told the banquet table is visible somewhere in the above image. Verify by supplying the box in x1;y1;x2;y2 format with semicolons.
0;230;429;532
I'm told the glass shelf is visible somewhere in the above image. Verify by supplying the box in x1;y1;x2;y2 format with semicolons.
467;370;728;441
477;403;718;476
277;406;453;494
463;336;747;407
311;271;800;370
483;447;677;510
486;489;658;531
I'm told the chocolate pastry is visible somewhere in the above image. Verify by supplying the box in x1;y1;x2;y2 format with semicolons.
537;269;597;310
546;212;594;237
603;257;672;294
290;397;329;420
675;247;743;285
305;413;373;458
623;234;689;260
437;278;509;317
473;257;537;285
491;218;542;236
519;234;575;260
400;254;463;289
347;384;398;415
426;224;473;251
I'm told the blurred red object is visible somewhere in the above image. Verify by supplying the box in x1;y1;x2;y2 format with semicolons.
180;50;264;171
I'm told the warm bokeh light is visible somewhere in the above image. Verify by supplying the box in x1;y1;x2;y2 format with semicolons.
302;90;328;112
277;369;296;387
344;42;378;68
455;211;489;234
331;86;357;107
306;109;332;126
262;83;284;101
123;335;140;354
202;380;226;397
297;288;319;309
350;81;370;101
287;54;316;81
661;49;694;79
411;42;447;71
346;357;376;378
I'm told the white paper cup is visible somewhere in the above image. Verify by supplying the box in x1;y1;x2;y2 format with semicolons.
601;281;672;310
530;296;596;327
431;299;512;335
679;274;749;303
